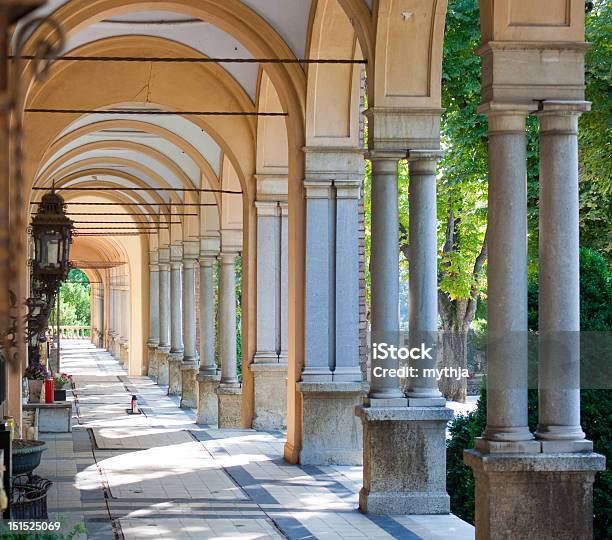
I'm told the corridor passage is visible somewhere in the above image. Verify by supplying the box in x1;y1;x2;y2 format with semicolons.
38;341;473;540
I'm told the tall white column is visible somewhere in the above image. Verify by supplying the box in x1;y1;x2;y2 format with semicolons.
535;101;591;452
180;249;199;409
334;180;362;381
199;255;217;376
367;155;407;405
251;201;288;429
302;180;333;381
157;248;171;386
254;201;282;363
197;252;220;424
158;250;171;350
181;257;197;364
406;151;445;405
170;256;184;356
478;108;537;452
294;149;366;465
148;253;160;348
219;252;238;387
168;244;184;395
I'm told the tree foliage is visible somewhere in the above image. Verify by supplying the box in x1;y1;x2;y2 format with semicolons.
50;268;91;327
580;0;612;256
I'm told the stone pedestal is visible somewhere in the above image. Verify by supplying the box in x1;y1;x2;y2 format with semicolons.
196;373;220;425
167;354;182;395
464;450;605;540
299;382;366;465
217;386;242;428
119;343;129;367
147;345;158;381
157;348;170;386
180;364;198;409
356;406;453;514
251;362;287;430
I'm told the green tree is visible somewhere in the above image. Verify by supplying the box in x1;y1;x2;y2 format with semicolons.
50;268;91;327
580;0;612;256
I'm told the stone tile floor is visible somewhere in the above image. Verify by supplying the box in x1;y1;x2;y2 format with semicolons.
36;341;474;540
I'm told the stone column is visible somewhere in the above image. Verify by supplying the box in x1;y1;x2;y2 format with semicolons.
120;277;130;367
168;243;184;395
406;150;445;406
157;248;171;386
251;201;288;430
294;148;366;466
535;101;591;451
147;251;160;380
216;251;242;427
475;107;539;453
197;251;220;424
366;155;406;406
357;110;451;516
180;243;199;409
463;104;604;540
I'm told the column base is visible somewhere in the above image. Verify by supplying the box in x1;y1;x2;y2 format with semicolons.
167;354;182;395
217;385;242;428
156;348;170;386
298;381;367;466
356;406;453;515
464;450;605;540
180;363;198;409
251;362;287;430
147;345;159;380
196;372;220;425
119;343;129;367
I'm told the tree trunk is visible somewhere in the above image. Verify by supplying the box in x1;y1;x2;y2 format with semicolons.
439;324;469;403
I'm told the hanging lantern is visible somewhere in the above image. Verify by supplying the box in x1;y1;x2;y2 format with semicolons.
30;190;74;286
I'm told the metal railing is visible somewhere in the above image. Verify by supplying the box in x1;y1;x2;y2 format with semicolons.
59;326;91;339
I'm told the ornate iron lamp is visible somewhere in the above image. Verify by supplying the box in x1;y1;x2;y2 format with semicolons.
30;189;74;290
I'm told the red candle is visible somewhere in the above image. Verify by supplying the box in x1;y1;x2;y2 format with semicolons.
45;379;54;404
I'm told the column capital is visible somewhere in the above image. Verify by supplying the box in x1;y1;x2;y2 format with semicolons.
158;247;170;266
303;180;332;199
182;257;198;270
255;200;280;216
149;250;159;265
220;251;238;265
366;150;405;162
477;101;535;132
408;149;444;174
536;100;591;134
170;242;183;263
199;254;217;267
335;182;361;199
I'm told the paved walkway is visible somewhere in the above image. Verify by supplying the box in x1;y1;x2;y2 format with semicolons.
39;341;474;540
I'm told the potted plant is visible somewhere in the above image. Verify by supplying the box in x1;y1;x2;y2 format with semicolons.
53;372;71;401
24;365;48;403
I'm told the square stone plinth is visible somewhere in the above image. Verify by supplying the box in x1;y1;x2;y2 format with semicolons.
156;349;170;386
464;450;605;540
217;385;242;428
299;381;367;466
356;406;453;515
196;373;220;425
180;364;198;409
167;354;182;395
251;362;287;430
147;345;159;380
